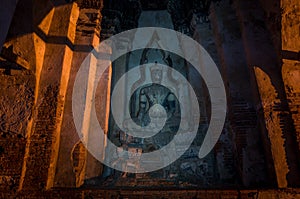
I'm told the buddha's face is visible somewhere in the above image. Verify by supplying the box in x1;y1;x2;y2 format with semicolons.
151;69;163;84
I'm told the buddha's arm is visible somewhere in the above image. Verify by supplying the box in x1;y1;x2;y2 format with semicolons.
167;93;176;115
137;89;148;123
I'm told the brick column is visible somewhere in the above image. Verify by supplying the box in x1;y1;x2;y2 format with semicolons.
234;0;300;187
208;1;276;186
19;3;79;190
281;0;300;165
54;0;105;188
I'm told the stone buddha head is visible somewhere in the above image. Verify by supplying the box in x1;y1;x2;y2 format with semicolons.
150;61;163;84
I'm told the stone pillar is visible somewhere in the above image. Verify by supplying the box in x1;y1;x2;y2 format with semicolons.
281;0;300;165
19;3;79;190
208;0;275;186
234;0;300;187
54;0;105;188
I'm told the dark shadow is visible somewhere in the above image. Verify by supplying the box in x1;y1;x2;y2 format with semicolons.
140;0;169;10
282;50;300;61
0;0;19;52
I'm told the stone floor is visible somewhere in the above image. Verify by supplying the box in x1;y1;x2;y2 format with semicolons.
2;188;300;199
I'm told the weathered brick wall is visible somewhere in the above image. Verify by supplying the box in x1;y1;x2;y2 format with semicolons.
22;84;60;189
0;61;35;191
